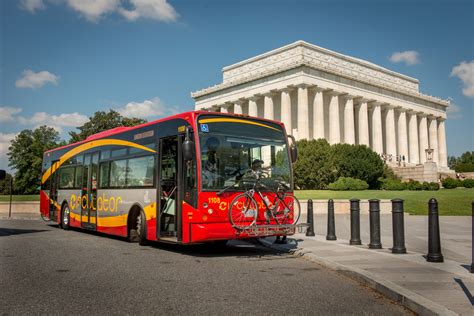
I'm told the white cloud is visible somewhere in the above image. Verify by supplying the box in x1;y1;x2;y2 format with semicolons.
66;0;120;22
0;107;22;123
15;69;59;89
0;133;17;173
20;0;45;13
119;0;179;22
389;51;420;66
21;0;179;23
450;61;474;98
18;112;89;131
116;97;178;119
446;97;462;119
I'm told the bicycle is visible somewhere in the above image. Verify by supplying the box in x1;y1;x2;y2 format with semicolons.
226;168;301;230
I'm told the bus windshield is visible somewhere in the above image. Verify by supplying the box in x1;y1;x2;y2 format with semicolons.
198;116;291;191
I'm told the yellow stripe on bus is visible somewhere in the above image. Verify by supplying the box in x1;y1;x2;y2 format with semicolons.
68;203;156;227
41;139;156;184
198;118;281;132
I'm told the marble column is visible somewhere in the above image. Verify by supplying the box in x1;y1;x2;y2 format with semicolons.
263;93;274;120
384;105;397;158
437;118;448;168
248;97;258;117
343;95;355;144
418;114;429;163
297;85;309;140
407;111;419;164
328;91;340;144
397;109;409;163
233;101;243;114
428;116;439;163
357;100;370;146
370;102;383;154
280;89;292;135
313;87;324;140
220;105;229;113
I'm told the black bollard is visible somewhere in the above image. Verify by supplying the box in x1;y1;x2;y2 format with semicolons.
350;199;361;245
368;199;382;249
391;199;407;254
426;198;444;262
306;199;315;237
326;199;337;240
470;201;473;273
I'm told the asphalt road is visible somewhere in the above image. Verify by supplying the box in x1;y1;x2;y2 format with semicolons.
1;220;410;315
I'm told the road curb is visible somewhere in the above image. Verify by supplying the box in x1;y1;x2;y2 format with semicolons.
259;238;458;316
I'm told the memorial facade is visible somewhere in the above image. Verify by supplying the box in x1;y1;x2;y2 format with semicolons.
192;41;449;171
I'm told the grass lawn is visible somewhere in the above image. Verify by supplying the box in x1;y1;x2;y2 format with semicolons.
1;189;473;215
295;188;474;216
0;195;40;202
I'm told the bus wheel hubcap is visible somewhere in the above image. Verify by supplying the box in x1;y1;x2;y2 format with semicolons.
136;215;141;236
63;208;69;225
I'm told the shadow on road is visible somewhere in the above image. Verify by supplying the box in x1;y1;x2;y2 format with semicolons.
51;224;300;259
148;237;300;259
0;227;50;237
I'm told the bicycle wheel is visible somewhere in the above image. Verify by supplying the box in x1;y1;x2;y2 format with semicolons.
273;195;301;225
229;193;258;230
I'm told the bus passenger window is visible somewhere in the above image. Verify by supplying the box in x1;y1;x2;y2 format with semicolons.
99;162;110;188
126;156;154;187
59;167;75;189
75;165;83;188
110;160;127;187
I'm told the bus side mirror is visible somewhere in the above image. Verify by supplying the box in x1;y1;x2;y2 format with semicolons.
183;127;195;161
0;170;6;180
287;135;297;163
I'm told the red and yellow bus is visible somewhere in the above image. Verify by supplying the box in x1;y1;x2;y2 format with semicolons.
40;111;298;244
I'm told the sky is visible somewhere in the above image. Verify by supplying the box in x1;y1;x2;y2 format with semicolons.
1;0;473;172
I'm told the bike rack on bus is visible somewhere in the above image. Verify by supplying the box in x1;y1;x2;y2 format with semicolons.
235;223;309;237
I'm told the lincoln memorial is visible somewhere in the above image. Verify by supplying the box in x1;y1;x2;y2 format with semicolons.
192;41;450;175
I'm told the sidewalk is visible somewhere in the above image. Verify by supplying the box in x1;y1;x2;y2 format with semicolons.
0;202;39;220
261;227;474;315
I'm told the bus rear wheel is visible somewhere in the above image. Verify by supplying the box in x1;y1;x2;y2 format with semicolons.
128;209;147;245
61;204;71;230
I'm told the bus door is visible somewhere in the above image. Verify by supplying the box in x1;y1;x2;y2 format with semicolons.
157;136;183;241
81;152;99;230
49;160;60;222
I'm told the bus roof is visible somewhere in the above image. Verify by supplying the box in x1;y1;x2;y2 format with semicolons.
45;110;285;154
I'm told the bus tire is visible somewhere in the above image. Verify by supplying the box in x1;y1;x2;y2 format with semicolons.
61;204;71;230
128;207;147;245
137;211;148;246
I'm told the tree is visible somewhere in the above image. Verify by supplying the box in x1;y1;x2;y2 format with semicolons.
68;110;146;143
294;139;335;189
0;172;14;195
7;126;64;194
293;139;385;189
330;143;384;188
452;151;474;172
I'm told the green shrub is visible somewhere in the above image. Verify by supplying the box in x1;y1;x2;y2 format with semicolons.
381;179;406;190
329;143;384;188
425;182;440;191
294;139;384;189
442;178;462;189
294;139;334;189
328;177;369;191
406;180;423;191
422;182;431;190
463;179;474;188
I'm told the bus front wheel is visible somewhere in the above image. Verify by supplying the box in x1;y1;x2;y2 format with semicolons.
61;204;71;230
